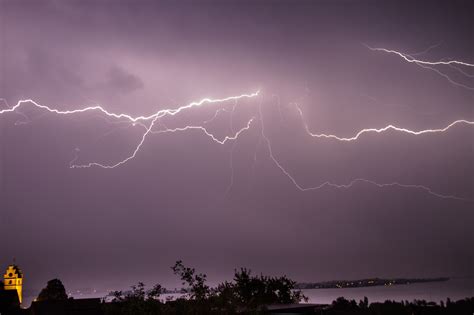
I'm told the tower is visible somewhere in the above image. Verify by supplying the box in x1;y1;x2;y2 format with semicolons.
3;264;23;304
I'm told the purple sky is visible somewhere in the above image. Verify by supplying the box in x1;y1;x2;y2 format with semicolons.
1;0;473;303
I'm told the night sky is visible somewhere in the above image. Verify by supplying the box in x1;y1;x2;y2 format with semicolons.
1;0;473;303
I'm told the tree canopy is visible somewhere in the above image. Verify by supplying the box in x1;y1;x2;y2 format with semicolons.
37;278;68;301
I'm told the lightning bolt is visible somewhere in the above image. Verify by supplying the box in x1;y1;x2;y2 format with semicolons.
2;43;472;201
414;63;474;91
295;104;474;141
71;114;159;169
366;45;474;90
408;42;442;57
0;91;260;168
258;100;469;201
367;45;474;67
0;92;260;123
203;108;230;124
2;89;470;200
449;64;474;78
0;98;30;125
149;118;254;145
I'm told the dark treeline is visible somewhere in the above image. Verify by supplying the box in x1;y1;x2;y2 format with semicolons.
2;261;474;314
324;296;474;315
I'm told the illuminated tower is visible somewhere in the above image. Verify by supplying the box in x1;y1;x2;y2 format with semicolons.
3;264;23;304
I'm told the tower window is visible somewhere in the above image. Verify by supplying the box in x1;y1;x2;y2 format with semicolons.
8;273;13;277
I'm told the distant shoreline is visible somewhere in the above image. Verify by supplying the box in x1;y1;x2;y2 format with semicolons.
296;277;450;290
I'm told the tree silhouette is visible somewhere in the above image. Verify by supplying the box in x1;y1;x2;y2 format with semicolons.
37;279;68;301
171;260;210;301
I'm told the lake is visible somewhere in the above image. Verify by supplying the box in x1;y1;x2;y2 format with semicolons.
302;278;474;304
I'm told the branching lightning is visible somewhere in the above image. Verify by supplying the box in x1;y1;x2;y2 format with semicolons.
71;114;159;169
1;44;473;202
366;45;474;90
367;45;474;67
150;118;254;145
258;102;468;201
0;92;259;168
203;108;230;124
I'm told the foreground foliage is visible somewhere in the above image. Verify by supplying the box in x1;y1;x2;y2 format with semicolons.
103;260;306;314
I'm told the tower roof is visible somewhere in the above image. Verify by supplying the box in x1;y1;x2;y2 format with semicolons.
4;265;23;279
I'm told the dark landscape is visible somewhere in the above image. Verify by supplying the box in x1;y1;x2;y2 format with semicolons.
1;262;474;314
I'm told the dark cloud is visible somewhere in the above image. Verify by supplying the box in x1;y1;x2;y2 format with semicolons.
105;66;144;93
